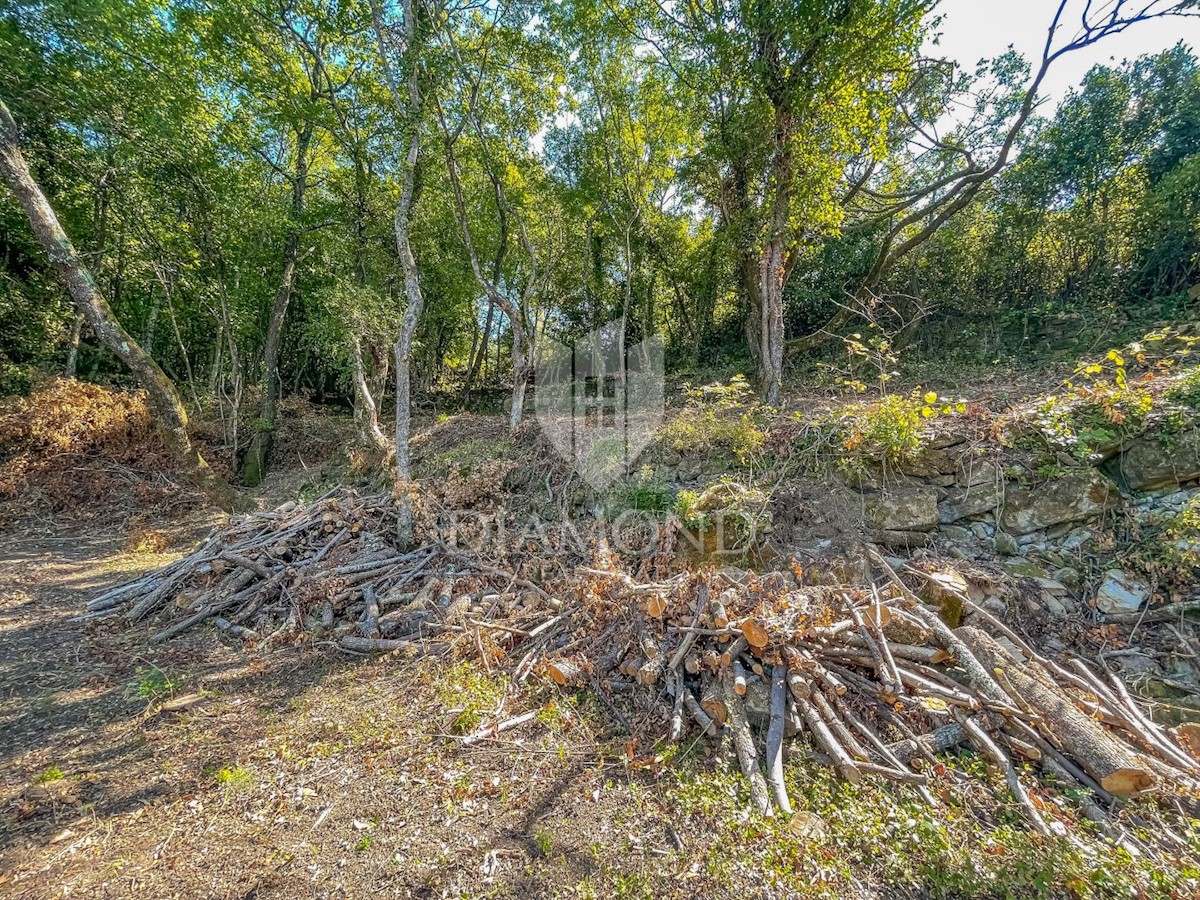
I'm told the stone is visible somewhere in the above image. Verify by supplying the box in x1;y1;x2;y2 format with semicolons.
1054;566;1082;589
1004;559;1051;580
799;539;871;586
862;478;939;532
919;569;969;627
1044;636;1067;654
1000;469;1119;535
744;678;798;736
994;531;1020;556
1041;592;1068;617
970;521;994;541
981;596;1007;617
939;524;973;542
1094;569;1151;615
1061;529;1093;552
897;446;960;478
956;458;1002;488
937;481;1003;524
1105;430;1200;492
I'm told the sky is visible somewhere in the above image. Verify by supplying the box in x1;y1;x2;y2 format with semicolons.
928;0;1200;109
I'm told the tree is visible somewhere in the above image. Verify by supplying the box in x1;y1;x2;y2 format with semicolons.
0;97;244;511
371;0;435;547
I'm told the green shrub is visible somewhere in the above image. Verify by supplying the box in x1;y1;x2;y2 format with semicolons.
835;389;963;468
661;375;764;464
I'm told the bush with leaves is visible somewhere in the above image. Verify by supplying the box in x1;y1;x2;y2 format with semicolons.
660;375;765;464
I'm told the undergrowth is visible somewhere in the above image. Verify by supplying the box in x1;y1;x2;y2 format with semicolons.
660;756;1200;899
661;375;765;464
0;377;205;519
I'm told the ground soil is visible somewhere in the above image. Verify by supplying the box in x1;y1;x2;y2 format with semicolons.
0;511;695;899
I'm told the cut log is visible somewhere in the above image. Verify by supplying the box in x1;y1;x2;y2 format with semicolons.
740;617;770;651
724;672;773;817
732;659;749;696
956;626;1155;797
700;681;728;727
765;665;793;814
546;657;588;687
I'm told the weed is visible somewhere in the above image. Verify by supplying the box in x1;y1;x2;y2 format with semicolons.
214;766;253;792
134;666;184;702
533;826;554;856
430;660;507;734
34;765;64;784
623;465;673;515
355;835;372;851
835;388;965;469
660;375;764;464
661;754;1200;898
1165;365;1200;410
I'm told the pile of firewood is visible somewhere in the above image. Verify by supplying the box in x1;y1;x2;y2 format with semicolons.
86;491;1200;833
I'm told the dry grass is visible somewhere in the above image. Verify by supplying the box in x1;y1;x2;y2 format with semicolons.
0;378;204;524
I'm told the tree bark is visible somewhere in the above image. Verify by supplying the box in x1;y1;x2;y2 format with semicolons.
758;107;793;406
372;0;428;548
242;121;312;486
63;312;83;377
0;97;242;512
956;626;1155;797
351;336;388;450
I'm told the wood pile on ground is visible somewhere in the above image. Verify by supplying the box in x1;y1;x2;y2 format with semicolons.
86;491;1200;834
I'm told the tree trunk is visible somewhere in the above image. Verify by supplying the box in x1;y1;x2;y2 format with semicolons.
956;626;1155;797
509;322;531;434
757;103;793;407
0;97;242;512
351;336;388;450
463;171;507;399
372;0;427;548
242;121;312;487
63;312;83;377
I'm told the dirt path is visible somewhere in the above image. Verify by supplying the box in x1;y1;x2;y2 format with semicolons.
0;525;680;899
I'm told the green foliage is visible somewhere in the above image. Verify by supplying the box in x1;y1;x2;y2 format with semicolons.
432;660;507;735
34;765;64;784
661;375;764;463
1165;365;1200;411
625;465;672;514
835;389;964;469
1129;494;1200;589
665;756;1200;899
134;666;184;702
671;489;708;531
214;766;253;792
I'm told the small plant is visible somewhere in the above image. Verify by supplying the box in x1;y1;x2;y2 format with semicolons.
626;465;673;514
533;826;554;856
836;389;965;468
134;666;184;702
1024;348;1157;462
214;766;254;792
432;660;507;734
355;835;373;851
672;478;769;550
34;765;65;784
1165;365;1200;410
672;489;709;531
660;375;764;464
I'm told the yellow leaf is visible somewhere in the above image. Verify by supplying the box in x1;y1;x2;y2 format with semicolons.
921;406;934;418
923;391;938;404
